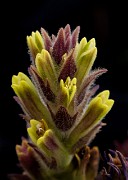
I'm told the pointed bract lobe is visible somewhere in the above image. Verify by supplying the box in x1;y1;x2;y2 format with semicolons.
64;24;71;52
71;26;80;49
41;27;52;52
29;65;56;102
58;49;77;82
48;105;78;131
52;28;65;64
77;68;108;105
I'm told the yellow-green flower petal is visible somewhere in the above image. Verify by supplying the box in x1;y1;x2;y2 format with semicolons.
68;90;114;148
11;72;50;121
37;129;73;169
12;72;35;89
59;77;77;107
76;37;87;60
27;31;44;62
76;47;97;86
35;49;57;93
27;119;48;145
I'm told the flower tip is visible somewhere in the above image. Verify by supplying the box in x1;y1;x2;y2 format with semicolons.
97;90;110;102
90;38;96;47
11;75;18;84
106;99;114;109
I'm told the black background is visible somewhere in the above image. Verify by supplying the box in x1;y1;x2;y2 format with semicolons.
1;0;128;179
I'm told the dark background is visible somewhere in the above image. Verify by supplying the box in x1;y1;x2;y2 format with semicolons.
1;0;128;179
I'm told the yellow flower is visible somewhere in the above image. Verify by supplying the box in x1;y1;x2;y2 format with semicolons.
11;72;51;121
60;77;77;107
27;31;44;62
68;90;114;150
27;119;48;145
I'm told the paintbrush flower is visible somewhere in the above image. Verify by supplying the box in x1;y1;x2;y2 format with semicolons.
9;24;115;180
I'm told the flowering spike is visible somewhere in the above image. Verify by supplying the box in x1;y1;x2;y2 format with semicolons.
10;24;118;180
